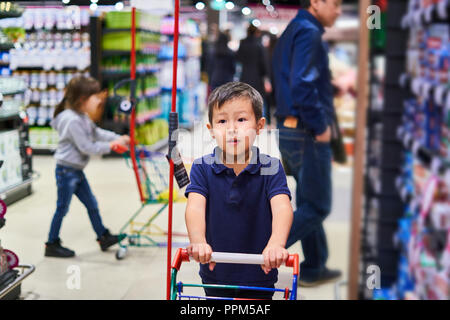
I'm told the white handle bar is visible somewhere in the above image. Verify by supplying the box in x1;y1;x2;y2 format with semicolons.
211;252;264;265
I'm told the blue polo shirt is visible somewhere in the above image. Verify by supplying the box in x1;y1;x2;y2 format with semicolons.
185;146;291;286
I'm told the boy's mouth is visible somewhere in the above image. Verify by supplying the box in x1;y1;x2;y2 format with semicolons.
227;138;240;145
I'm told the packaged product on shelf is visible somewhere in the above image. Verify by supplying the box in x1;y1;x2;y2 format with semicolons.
159;61;185;90
0;130;20;158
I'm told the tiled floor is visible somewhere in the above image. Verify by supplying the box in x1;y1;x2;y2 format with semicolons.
1;120;352;300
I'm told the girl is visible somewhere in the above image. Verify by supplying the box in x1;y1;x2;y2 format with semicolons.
45;76;129;258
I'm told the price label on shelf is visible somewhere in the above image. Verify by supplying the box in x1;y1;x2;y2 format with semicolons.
446;90;450;111
421;81;433;100
411;77;425;97
424;5;434;23
413;9;424;26
434;84;447;106
421;177;438;217
437;0;449;19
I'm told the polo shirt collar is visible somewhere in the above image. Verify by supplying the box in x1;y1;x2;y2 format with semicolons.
297;8;325;34
211;146;262;175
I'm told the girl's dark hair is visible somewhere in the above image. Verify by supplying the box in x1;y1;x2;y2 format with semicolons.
54;76;102;118
208;82;263;124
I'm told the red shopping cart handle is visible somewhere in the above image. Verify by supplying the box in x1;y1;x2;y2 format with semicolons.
111;143;129;154
172;248;299;276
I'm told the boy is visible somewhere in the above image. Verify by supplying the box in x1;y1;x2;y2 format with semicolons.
184;82;293;299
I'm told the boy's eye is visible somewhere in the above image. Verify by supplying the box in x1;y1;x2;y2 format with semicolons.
217;119;226;124
238;118;246;122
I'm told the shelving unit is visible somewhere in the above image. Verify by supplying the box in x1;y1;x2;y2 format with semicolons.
358;0;410;300
0;4;33;206
380;0;449;299
7;6;92;155
0;168;35;300
90;10;168;155
90;10;204;156
357;0;450;300
159;15;203;130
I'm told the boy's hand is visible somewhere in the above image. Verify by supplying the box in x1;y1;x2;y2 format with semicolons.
261;244;289;274
187;243;216;271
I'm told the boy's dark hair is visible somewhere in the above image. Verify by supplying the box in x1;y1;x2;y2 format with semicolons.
299;0;311;8
208;82;263;124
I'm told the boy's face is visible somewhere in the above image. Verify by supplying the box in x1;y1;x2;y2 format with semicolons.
207;97;265;162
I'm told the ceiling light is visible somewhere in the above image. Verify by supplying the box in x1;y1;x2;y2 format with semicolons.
270;26;278;34
225;2;234;10
195;2;205;10
242;7;251;15
115;1;124;10
252;19;261;27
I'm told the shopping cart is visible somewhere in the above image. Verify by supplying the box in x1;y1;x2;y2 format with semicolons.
170;248;299;300
115;148;190;260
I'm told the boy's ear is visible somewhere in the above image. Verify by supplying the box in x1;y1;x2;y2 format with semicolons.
256;117;266;134
206;123;215;138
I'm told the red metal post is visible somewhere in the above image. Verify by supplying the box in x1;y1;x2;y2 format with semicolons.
129;7;145;204
166;0;180;300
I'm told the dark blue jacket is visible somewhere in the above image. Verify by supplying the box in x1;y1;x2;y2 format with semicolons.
272;9;335;136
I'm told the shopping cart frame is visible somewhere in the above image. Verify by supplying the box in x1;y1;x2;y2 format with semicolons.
0;264;35;300
115;151;190;260
170;248;299;300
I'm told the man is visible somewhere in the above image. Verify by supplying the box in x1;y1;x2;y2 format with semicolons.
237;25;268;106
272;0;343;287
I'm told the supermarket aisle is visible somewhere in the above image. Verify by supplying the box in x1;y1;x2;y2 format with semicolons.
2;119;351;300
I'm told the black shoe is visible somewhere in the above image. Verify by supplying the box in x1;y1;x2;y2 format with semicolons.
98;229;123;251
45;239;75;258
299;268;342;287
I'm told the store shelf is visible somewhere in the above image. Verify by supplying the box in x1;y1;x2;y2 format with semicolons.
101;49;160;57
401;1;450;28
0;43;14;51
0;178;33;206
145;137;168;152
0;88;26;96
0;109;21;121
31;146;56;155
0;12;23;19
101;68;160;80
102;28;160;35
135;109;162;125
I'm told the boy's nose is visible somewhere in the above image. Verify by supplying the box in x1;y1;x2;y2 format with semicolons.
227;124;237;133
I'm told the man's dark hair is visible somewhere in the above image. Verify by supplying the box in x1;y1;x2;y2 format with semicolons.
247;24;259;37
208;82;263;124
299;0;311;8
